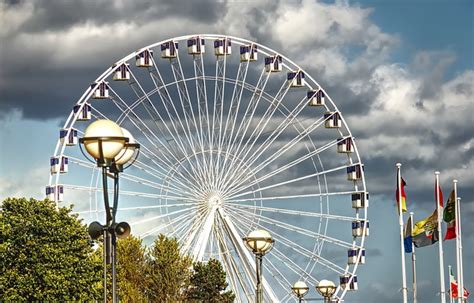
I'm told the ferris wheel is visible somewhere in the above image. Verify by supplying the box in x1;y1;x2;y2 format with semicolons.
47;34;368;302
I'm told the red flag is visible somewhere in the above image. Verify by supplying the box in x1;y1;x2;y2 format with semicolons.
444;190;456;240
450;267;470;298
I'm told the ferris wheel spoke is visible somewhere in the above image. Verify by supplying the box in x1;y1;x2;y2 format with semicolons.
140;210;197;239
217;70;271;193
223;77;291;190
228;163;357;200
225;114;331;197
73;203;199;215
230;209;346;277
192;53;212;188
225;206;355;249
226;204;358;222
137;64;207;187
137;147;203;195
231;94;309;178
227;190;360;203
131;158;199;197
227;136;348;198
181;208;209;253
132;206;199;226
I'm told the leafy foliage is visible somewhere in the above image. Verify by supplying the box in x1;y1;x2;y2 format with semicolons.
186;258;235;302
146;234;192;302
0;197;101;301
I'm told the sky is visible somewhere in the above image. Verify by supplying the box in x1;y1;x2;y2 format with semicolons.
0;0;473;302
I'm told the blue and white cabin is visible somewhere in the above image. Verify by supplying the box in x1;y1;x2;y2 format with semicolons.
91;82;109;99
113;63;130;81
324;112;342;128
337;137;353;153
287;71;305;87
45;185;64;202
60;128;78;146
265;55;282;72
307;90;325;106
187;37;205;55
351;192;369;208
135;49;154;67
214;38;231;56
352;220;369;237
347;164;363;181
240;45;258;62
73;103;91;121
50;156;69;174
340;274;358;291
348;248;366;265
161;41;178;59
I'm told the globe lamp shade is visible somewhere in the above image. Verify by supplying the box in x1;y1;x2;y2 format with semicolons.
83;120;126;160
316;279;336;298
244;229;274;254
114;128;137;165
292;280;309;297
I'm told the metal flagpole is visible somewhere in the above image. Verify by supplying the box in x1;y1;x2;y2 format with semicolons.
456;196;464;302
449;265;454;303
397;163;408;303
435;171;446;303
410;211;418;303
454;180;462;303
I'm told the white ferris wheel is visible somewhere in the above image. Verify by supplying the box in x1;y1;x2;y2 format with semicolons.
47;34;368;302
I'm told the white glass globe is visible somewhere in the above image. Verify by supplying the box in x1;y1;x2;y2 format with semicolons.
316;279;336;297
114;128;136;165
245;229;273;253
292;280;309;296
83;120;125;160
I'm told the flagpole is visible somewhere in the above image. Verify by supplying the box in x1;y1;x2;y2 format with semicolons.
410;211;418;303
449;265;453;303
456;196;464;302
397;163;408;303
454;180;462;303
435;171;446;303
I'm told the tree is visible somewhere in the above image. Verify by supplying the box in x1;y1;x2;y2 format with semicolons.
116;235;148;302
186;258;235;302
146;234;192;302
0;197;101;301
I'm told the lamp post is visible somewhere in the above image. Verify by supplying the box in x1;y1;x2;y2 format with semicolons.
292;281;309;303
315;279;337;303
243;229;274;303
79;120;139;303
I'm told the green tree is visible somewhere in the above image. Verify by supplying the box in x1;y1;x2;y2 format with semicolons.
0;197;101;301
116;235;148;302
146;234;192;302
186;258;235;302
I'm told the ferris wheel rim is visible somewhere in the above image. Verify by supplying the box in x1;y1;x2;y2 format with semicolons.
48;33;368;302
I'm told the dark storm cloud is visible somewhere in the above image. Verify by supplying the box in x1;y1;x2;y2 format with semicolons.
16;0;227;33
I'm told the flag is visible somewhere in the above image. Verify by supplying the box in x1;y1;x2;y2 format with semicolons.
444;190;456;240
435;180;444;208
404;216;413;253
450;266;470;299
396;177;407;213
412;210;438;247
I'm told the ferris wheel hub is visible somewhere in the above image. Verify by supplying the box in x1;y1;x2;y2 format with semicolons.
205;193;223;208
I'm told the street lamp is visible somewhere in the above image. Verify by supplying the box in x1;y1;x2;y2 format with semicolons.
243;229;274;303
316;279;337;303
292;281;309;303
79;119;139;303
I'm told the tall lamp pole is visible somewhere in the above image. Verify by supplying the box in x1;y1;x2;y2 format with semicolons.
80;120;139;303
243;230;274;303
